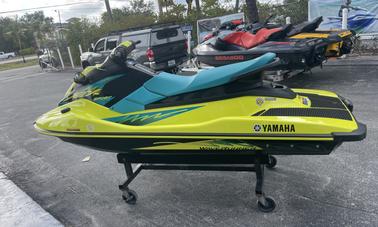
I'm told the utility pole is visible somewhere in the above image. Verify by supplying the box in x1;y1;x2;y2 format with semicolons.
195;0;200;16
55;10;62;40
57;10;62;28
104;0;113;21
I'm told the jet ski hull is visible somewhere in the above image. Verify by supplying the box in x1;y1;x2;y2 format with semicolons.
50;136;357;156
34;88;366;155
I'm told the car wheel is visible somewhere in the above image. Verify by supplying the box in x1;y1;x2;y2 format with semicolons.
39;60;47;69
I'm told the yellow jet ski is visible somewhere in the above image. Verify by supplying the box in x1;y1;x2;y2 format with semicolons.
34;41;366;212
288;16;355;57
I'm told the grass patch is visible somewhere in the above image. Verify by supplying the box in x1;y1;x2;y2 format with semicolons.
0;59;38;72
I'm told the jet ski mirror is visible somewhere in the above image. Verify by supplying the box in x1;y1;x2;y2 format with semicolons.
73;72;89;85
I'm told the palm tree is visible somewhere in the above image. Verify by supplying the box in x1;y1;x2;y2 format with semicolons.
195;0;201;16
4;16;28;62
235;0;240;12
21;11;53;49
186;0;193;15
245;0;259;23
157;0;163;16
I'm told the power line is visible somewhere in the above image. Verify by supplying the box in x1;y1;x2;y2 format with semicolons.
0;1;102;14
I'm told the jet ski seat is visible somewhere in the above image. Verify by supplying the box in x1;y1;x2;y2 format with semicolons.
146;53;275;96
110;53;276;113
222;27;286;49
287;16;323;37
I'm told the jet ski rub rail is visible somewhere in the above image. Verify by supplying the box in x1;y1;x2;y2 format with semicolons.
35;123;366;143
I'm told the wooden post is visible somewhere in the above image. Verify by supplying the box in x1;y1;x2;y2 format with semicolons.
56;48;64;70
67;46;75;69
286;17;291;25
78;44;83;55
342;8;348;30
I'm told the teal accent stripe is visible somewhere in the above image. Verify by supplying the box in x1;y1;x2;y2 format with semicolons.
104;106;202;126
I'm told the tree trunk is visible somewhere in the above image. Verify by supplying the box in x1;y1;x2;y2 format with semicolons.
195;0;201;16
235;0;240;12
157;0;163;16
104;0;113;21
186;0;192;15
33;32;41;49
245;0;259;23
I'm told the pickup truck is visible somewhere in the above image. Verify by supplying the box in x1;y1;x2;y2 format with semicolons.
80;24;188;71
0;51;16;60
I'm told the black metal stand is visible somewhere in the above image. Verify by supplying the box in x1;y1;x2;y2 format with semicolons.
117;153;277;212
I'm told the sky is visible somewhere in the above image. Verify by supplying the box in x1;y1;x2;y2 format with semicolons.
0;0;131;22
0;0;277;23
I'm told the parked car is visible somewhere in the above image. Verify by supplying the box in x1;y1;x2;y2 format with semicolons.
0;51;16;60
37;50;59;69
80;24;188;71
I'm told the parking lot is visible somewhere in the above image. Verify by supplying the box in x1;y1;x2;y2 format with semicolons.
0;61;377;226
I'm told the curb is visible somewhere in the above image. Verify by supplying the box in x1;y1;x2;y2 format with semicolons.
0;172;63;227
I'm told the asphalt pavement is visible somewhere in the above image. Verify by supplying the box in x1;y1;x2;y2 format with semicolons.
0;62;377;226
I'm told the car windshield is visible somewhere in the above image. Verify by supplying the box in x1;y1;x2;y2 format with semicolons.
106;40;117;50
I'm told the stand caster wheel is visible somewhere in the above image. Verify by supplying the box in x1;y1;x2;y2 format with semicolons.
257;196;276;213
122;189;138;205
266;156;277;169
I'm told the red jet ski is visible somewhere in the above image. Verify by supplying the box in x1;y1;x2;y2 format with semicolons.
202;19;245;43
194;21;328;71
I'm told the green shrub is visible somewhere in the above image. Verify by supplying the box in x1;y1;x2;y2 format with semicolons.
19;47;36;56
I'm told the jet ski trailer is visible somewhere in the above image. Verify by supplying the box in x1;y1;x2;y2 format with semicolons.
34;42;366;212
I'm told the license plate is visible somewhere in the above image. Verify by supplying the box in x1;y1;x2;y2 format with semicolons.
168;59;176;66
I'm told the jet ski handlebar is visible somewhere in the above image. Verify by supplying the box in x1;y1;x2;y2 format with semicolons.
73;40;141;85
110;40;141;64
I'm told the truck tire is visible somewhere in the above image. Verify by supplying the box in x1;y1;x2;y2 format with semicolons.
39;59;47;69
